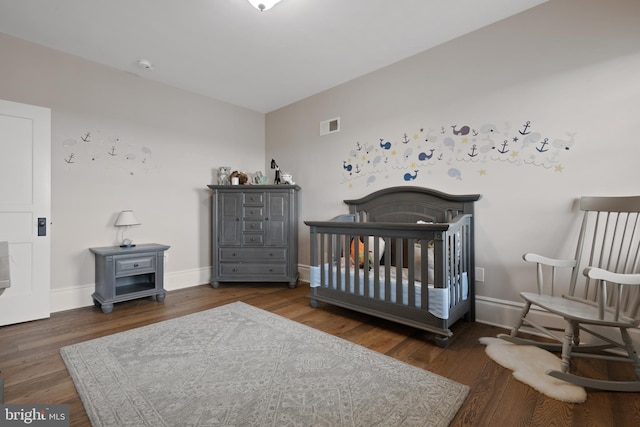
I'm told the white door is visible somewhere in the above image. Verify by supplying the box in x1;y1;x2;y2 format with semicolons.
0;99;51;326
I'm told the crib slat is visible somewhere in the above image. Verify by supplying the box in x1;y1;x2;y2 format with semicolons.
407;240;415;308
421;241;429;310
384;237;392;303
363;236;371;299
371;236;380;300
395;237;403;306
342;234;350;292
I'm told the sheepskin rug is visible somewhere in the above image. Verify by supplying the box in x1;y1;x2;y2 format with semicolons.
479;337;587;403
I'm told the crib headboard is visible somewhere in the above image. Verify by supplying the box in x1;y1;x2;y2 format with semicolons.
344;186;481;223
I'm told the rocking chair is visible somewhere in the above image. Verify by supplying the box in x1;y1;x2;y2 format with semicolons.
500;196;640;392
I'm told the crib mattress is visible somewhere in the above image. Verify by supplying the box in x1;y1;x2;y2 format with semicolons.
310;261;468;320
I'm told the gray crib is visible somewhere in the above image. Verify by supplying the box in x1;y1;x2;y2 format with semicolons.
305;186;481;347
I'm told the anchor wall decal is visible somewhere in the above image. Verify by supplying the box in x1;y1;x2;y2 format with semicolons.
518;121;531;135
64;153;75;164
497;140;509;154
468;144;478;157
536;138;550;152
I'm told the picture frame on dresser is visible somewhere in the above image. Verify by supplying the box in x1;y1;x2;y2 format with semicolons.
207;184;301;288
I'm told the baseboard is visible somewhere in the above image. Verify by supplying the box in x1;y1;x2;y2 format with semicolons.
50;267;211;313
475;295;565;333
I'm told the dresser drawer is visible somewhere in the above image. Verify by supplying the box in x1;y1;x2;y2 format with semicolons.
243;206;264;219
243;220;264;232
219;247;287;261
219;263;287;276
243;192;264;205
115;255;155;275
242;233;264;246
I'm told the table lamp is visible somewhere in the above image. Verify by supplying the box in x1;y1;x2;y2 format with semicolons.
114;210;140;247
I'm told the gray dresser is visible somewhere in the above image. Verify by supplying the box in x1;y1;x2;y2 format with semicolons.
207;185;301;288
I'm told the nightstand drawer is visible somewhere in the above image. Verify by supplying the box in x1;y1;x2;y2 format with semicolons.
220;247;287;261
115;255;155;275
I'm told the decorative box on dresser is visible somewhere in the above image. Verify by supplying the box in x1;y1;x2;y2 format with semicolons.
207;184;301;288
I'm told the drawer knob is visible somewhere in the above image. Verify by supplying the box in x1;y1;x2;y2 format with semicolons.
133;263;139;267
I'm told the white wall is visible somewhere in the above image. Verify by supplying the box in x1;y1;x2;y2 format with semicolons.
265;0;640;329
0;33;265;310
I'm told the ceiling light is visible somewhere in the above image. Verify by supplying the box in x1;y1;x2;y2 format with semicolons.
248;0;281;11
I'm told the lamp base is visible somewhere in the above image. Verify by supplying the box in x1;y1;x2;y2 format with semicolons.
120;244;136;248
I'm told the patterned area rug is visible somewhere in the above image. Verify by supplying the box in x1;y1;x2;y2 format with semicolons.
61;302;469;426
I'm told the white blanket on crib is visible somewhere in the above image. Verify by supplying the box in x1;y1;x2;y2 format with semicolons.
309;261;468;320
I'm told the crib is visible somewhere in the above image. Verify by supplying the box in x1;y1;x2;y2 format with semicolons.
305;186;481;347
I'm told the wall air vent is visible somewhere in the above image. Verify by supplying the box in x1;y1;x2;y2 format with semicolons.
320;117;340;136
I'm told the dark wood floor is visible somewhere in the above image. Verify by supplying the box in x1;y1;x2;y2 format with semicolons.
1;283;639;426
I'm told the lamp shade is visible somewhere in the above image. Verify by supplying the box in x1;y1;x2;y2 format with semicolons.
248;0;281;11
114;210;140;227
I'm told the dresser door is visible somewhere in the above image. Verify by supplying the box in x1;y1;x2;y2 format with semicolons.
218;192;242;246
265;191;289;246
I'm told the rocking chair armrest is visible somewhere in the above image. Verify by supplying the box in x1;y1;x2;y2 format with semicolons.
523;253;576;295
523;253;577;268
583;267;640;286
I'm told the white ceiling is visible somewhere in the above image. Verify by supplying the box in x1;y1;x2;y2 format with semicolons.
0;0;547;113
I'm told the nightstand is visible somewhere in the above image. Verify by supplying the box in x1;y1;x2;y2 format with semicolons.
89;243;170;313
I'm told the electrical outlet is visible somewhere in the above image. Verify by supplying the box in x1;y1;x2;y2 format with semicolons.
475;267;485;282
